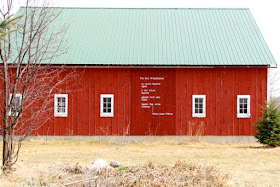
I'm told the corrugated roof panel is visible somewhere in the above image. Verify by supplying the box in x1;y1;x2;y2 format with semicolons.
16;7;277;66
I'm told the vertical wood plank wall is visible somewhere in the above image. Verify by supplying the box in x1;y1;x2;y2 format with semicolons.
36;67;267;136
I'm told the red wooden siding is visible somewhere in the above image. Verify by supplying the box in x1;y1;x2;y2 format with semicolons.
130;69;176;135
33;67;267;136
175;68;267;136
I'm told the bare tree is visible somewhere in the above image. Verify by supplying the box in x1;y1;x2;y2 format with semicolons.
0;0;77;170
268;68;280;96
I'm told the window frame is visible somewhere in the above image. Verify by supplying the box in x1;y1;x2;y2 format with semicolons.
9;93;22;116
237;95;251;118
100;94;114;117
192;95;206;118
54;94;68;117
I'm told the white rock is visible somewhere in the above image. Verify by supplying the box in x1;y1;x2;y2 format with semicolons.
110;161;121;168
90;159;111;170
227;180;235;186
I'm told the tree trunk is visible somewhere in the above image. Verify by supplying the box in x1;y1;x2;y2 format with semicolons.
2;131;9;169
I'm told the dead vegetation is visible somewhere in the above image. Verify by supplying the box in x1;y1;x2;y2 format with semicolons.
0;140;280;186
5;161;228;186
94;161;228;187
187;121;205;142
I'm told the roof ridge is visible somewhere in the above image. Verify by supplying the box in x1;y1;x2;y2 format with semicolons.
19;7;249;10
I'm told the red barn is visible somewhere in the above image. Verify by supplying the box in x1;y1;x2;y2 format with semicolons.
12;8;278;140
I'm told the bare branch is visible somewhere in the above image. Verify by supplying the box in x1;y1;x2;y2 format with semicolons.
0;1;76;170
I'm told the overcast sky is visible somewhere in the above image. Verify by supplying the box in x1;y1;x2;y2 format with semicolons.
2;0;280;95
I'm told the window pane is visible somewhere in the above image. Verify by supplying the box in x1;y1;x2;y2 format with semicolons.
103;97;112;114
57;97;66;114
61;99;65;106
11;96;21;115
101;95;113;116
12;97;20;108
238;96;250;117
193;96;205;115
14;97;20;106
239;97;249;114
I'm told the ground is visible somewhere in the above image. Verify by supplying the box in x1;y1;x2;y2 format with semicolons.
0;139;280;186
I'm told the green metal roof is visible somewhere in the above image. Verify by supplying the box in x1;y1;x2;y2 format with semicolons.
18;7;277;66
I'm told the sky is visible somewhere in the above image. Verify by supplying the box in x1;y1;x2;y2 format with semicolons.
2;0;280;96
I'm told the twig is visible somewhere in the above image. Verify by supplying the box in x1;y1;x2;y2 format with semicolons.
60;176;98;187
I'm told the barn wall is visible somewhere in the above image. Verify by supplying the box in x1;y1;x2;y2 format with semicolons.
175;68;267;136
130;69;176;135
38;68;131;136
35;67;267;136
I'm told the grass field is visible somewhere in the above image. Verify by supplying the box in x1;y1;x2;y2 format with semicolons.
0;140;280;186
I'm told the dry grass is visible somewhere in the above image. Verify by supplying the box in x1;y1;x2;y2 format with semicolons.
6;161;228;186
0;140;280;186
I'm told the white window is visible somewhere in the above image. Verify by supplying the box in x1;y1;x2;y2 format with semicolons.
54;94;68;117
100;94;114;117
9;93;22;116
237;95;250;118
192;95;206;118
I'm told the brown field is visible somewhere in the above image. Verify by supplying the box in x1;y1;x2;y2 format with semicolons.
0;139;280;186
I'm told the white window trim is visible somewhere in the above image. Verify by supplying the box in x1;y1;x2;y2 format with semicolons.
100;94;114;117
54;94;68;117
9;93;22;116
192;95;206;118
237;95;251;118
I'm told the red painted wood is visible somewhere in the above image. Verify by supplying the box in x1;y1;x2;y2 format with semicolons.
130;69;176;135
227;69;234;135
175;69;182;135
186;69;193;135
181;69;188;135
209;69;216;135
221;70;227;135
0;67;267;136
216;69;222;135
